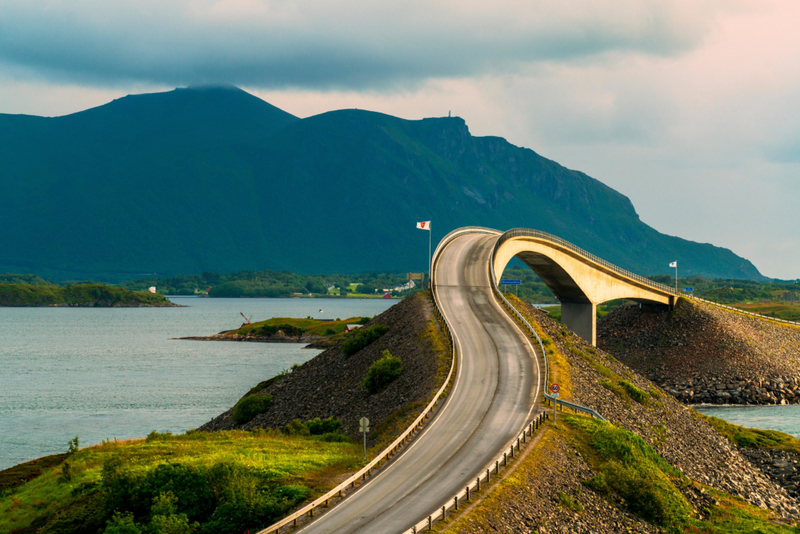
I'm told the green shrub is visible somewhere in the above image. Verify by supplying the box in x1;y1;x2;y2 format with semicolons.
362;350;403;394
104;511;142;534
306;417;342;435
283;419;310;436
325;328;336;335
232;394;273;425
342;324;389;356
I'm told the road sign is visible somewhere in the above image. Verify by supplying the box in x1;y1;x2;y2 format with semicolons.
550;383;560;394
683;287;693;292
500;280;521;285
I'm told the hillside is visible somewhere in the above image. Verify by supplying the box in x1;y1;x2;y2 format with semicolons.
598;298;800;405
0;85;764;281
0;283;175;307
199;292;451;446
445;297;798;533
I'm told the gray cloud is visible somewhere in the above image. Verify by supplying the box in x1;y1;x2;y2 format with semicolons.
0;0;721;89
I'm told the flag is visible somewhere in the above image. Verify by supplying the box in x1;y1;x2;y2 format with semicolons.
669;261;677;268
416;221;431;230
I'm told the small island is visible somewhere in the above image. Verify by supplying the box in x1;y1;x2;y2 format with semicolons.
179;316;372;347
0;282;176;307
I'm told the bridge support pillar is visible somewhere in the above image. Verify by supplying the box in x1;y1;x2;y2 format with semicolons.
561;302;596;346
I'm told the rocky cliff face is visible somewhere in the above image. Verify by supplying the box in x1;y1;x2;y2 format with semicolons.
598;298;800;405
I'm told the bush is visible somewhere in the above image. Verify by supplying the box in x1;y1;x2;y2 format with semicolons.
283;419;310;436
362;350;403;394
342;324;389;356
283;417;343;438
306;417;342;435
232;394;273;425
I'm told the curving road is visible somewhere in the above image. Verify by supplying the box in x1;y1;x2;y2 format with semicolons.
297;233;541;534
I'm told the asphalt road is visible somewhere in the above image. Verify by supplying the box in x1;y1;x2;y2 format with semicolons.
297;233;540;534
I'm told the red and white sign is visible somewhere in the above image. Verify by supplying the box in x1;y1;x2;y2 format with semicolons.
550;383;560;394
416;221;431;230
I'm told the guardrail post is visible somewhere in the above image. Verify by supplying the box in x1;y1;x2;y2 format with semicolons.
412;526;416;534
503;452;507;466
454;495;458;511
495;460;499;474
477;476;481;492
442;505;446;521
466;485;470;501
428;516;432;531
309;507;314;518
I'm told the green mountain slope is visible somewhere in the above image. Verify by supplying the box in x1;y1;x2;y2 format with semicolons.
0;86;764;281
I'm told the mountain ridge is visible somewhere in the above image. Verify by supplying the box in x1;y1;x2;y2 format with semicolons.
0;86;766;282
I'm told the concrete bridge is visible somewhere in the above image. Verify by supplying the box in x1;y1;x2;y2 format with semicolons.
444;227;678;346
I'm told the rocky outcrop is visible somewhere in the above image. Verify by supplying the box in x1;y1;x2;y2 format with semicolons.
598;298;800;405
198;292;450;444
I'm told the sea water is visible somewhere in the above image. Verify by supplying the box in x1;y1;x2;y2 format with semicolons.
694;404;800;438
0;297;395;470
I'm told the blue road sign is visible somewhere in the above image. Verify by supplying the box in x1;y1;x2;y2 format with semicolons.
500;280;521;285
683;287;693;292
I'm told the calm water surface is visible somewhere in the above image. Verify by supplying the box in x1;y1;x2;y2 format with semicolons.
0;297;395;470
694;404;800;438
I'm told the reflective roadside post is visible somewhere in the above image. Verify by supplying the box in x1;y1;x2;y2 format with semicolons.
359;417;370;461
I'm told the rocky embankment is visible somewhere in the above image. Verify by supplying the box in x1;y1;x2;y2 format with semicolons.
198;292;450;444
179;331;326;344
449;298;798;533
598;297;800;405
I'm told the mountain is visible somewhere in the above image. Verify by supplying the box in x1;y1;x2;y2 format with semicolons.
0;85;765;281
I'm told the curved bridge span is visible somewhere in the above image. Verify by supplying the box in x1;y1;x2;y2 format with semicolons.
489;228;678;345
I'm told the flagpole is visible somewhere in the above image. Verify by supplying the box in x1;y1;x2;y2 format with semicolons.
428;223;432;289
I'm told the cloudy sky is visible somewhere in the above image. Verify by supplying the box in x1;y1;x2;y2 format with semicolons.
2;1;799;279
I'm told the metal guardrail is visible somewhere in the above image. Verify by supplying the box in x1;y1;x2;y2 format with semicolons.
258;297;457;534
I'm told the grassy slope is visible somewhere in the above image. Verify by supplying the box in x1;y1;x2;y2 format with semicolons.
0;431;360;534
0;283;173;307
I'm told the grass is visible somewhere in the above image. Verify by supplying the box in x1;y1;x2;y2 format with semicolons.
0;430;361;534
699;413;800;453
562;415;800;534
235;316;370;337
730;301;800;322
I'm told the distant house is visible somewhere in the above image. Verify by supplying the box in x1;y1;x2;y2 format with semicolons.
344;324;363;332
148;286;156;293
